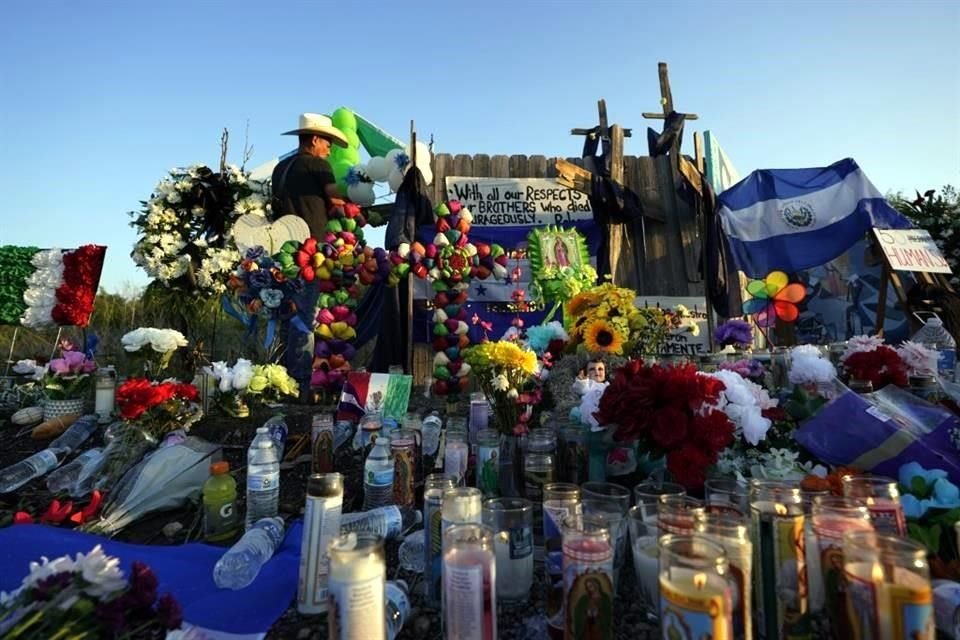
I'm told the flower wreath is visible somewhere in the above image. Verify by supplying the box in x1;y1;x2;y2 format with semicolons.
130;164;268;296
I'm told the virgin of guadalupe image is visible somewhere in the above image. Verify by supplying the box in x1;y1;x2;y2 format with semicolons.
554;237;571;267
567;574;613;640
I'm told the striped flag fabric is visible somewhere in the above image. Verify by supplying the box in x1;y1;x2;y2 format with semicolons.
718;158;912;278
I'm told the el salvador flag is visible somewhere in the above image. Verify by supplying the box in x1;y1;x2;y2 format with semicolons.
718;158;913;279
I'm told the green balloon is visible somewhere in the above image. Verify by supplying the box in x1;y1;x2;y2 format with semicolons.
340;148;360;166
345;130;360;149
330;159;354;182
331;108;357;133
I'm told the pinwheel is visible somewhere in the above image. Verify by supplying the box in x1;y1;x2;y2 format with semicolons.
743;271;806;327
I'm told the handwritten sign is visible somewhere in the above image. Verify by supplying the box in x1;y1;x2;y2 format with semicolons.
635;296;712;357
445;177;592;228
873;228;952;274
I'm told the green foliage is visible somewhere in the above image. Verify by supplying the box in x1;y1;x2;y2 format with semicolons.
889;185;960;286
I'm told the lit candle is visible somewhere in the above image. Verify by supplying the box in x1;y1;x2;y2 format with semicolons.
443;523;497;640
326;532;386;640
658;535;734;640
483;498;533;602
810;496;873;637
562;514;615;640
841;475;906;536
543;483;581;637
445;432;470;487
94;367;116;424
693;509;754;640
749;480;807;640
842;531;935;640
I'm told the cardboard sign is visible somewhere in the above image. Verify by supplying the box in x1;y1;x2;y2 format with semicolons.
635;296;712;357
873;228;952;274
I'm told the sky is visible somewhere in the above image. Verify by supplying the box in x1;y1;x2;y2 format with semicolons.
1;0;958;293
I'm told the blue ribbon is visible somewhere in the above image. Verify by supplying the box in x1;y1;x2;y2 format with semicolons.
264;318;277;349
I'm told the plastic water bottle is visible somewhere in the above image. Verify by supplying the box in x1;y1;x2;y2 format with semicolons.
363;437;394;510
386;579;411;640
246;427;280;530
48;415;100;454
914;317;957;381
46;448;103;494
340;506;422;540
263;415;288;461
421;413;442;458
0;450;62;494
212;516;285;590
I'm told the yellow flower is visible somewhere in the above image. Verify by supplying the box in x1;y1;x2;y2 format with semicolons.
584;319;625;355
488;341;538;376
565;292;598;319
248;374;268;393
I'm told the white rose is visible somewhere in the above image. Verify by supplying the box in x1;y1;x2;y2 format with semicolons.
121;328;149;352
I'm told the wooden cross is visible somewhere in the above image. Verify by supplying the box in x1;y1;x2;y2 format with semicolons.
557;99;629;195
642;62;703;196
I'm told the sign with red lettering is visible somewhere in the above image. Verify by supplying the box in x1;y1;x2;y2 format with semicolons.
872;228;952;274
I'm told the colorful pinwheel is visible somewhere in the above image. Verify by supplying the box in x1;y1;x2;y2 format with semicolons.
743;271;806;327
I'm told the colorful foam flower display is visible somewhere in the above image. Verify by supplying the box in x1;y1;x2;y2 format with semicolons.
390;200;508;400
225;246;306;349
743;270;806;327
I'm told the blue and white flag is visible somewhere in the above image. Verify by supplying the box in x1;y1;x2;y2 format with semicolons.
718;158;912;278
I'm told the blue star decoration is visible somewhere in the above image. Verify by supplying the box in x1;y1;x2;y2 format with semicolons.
475;284;488;297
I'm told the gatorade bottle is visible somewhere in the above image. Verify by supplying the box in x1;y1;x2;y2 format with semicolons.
204;461;240;543
914;316;957;381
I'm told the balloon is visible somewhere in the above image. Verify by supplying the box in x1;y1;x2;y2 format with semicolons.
388;167;404;192
340;147;360;166
331;108;357;132
386;148;409;172
419;164;434;187
366;156;391;182
347;183;375;207
345;129;360;149
406;141;431;171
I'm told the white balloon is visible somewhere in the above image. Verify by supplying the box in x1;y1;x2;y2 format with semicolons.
366;156;391;183
385;148;405;170
347;182;376;207
388;166;405;192
419;164;434;187
406;141;432;172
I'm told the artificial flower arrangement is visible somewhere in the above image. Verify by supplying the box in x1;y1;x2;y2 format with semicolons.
897;340;940;378
41;348;97;401
130;163;268;295
841;334;908;390
525;226;597;308
463;339;540;436
121;327;189;379
225;246;307;355
205;358;256;417
95;378;201;491
0;545;182;639
898;462;960;577
593;359;735;489
11;490;103;528
247;363;299;403
564;283;663;355
714;319;754;350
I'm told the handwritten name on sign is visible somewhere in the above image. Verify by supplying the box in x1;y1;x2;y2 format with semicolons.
636;296;712;357
873;228;952;274
445;177;592;227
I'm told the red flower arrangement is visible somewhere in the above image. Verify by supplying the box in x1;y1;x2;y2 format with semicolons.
51;244;106;327
843;345;908;389
116;378;200;437
594;359;735;489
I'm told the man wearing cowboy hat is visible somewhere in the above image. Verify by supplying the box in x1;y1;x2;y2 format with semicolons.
272;113;349;401
271;113;349;238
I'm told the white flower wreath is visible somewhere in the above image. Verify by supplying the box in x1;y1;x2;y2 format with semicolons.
130;164;269;295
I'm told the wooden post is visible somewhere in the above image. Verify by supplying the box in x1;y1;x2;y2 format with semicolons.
406;120;416;375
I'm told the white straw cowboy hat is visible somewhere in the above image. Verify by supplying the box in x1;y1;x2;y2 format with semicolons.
282;113;349;147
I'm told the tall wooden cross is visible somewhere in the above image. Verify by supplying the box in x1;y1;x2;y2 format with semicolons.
642;62;703;196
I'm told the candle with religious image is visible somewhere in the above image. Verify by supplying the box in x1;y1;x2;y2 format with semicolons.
842;531;935;640
443;523;497;640
445;431;470;487
326;532;386;640
809;496;874;636
562;514;615;640
749;479;808;640
476;429;501;497
693;509;754;640
543;483;582;637
298;473;343;615
841;476;907;536
424;473;456;608
483;498;534;602
390;429;417;507
659;535;734;640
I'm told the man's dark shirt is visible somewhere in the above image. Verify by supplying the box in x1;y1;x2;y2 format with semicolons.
271;151;336;238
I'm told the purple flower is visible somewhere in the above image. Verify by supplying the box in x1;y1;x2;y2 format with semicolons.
127;562;158;609
715;319;753;348
48;357;71;375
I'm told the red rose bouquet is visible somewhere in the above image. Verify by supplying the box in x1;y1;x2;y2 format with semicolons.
843;345;908;390
95;378;202;492
594;359;734;488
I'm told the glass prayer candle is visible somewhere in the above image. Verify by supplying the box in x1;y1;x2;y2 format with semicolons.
581;482;631;582
659;535;735;640
469;392;489;442
298;473;343;615
442;487;483;552
402;413;424;483
326;532;386;640
657;495;702;536
443;523;497;640
390;429;417;507
627;505;661;623
358;413;382;449
635;481;687;537
311;413;335;475
705;477;749;517
561;514;615;640
543;483;582;636
483;498;534;602
476;429;501;497
842;531;934;640
525;429;556;553
841;475;907;536
693;509;754;640
94;366;116;424
424;473;457;608
749;479;808;640
445;431;470;487
810;496;873;637
559;422;589;485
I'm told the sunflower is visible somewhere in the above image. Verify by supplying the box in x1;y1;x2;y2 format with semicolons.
584;319;625;354
565;292;598;320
